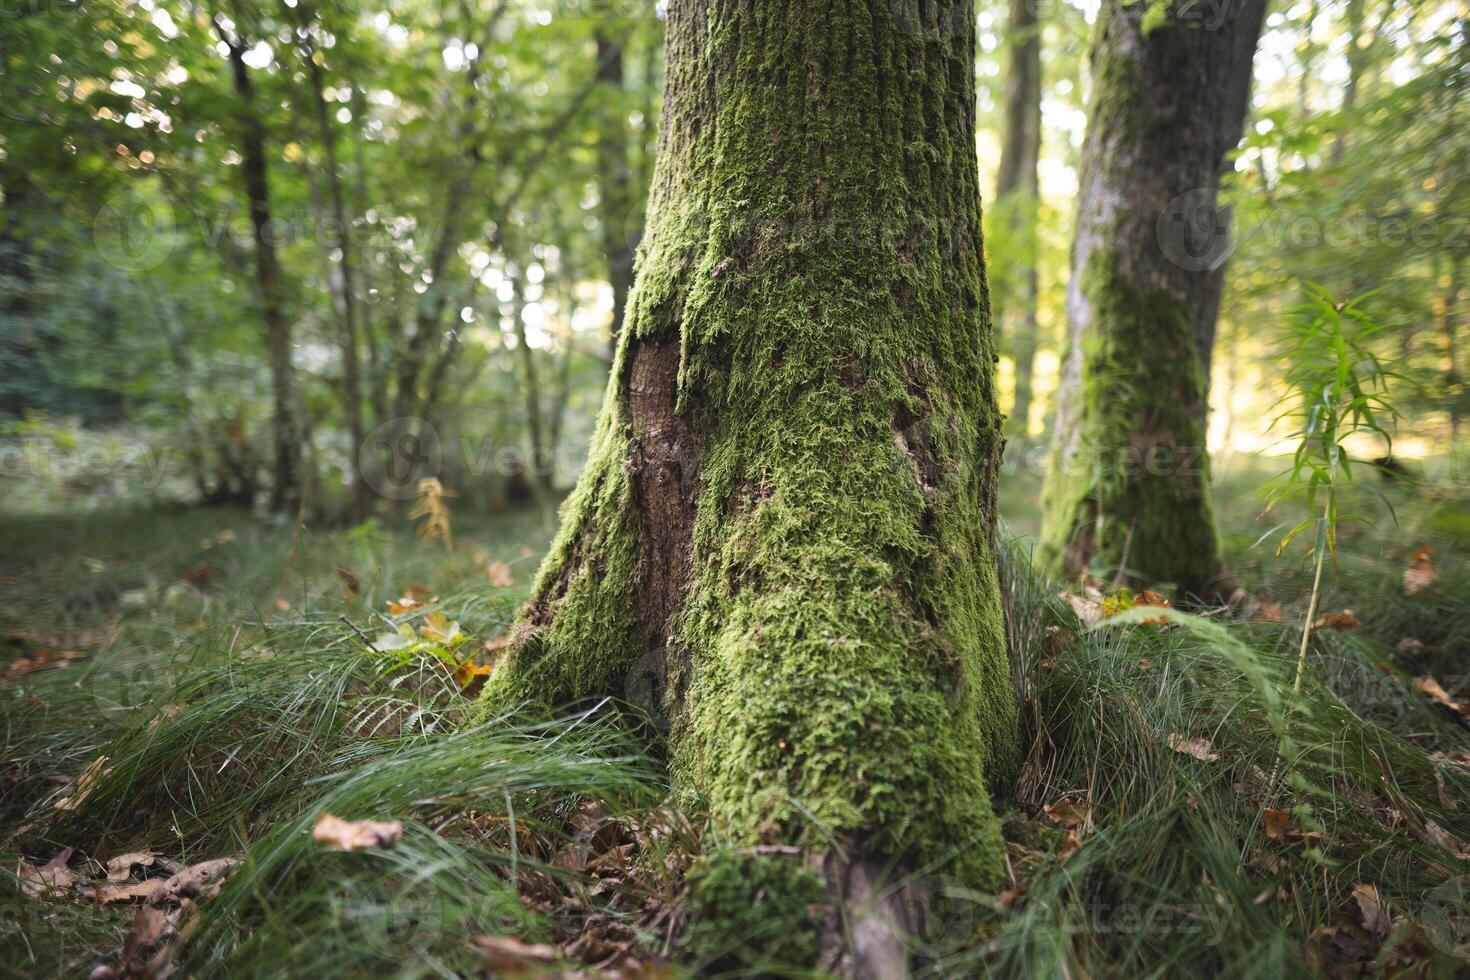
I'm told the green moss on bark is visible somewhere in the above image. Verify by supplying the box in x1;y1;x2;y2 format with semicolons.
483;0;1016;892
480;409;647;707
682;850;825;972
1040;249;1227;594
1040;0;1263;601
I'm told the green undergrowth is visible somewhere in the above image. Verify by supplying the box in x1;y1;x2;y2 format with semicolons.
1;491;1468;977
946;535;1470;978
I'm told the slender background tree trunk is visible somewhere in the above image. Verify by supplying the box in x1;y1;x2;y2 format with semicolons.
595;29;637;351
296;14;367;517
994;0;1043;439
506;269;549;494
219;20;302;512
484;1;1015;971
1040;0;1266;600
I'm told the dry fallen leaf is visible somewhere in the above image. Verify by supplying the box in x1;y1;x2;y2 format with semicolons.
1351;882;1389;941
1057;830;1084;860
4;647;83;685
91;903;177;980
55;755;111;812
94;879;165;907
485;561;514;588
1313;609;1361;631
388;594;422;615
1041;625;1074;659
1403;546;1437;596
1043;799;1091;831
1133;589;1172;624
106;851;159;881
336;564;361;597
387;585;438;616
453;659;494;688
129;903;168;948
420;610;461;644
1263;807;1291;840
180;562;214;588
1422;819;1470;859
312;812;403;851
1414;675;1470;724
148;857;238;905
1059;590;1104;627
1167;734;1220;763
472;934;560;974
19;847;79;898
145;705;184;733
1395;637;1426;659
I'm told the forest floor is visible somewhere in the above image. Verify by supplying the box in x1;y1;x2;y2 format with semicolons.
1;461;1468;978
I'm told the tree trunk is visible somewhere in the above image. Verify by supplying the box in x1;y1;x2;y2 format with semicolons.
297;17;367;516
1331;0;1368;166
595;30;638;351
1296;0;1319;115
1444;253;1464;442
220;23;303;513
483;1;1015;970
506;269;549;494
993;0;1043;438
546;262;579;475
1039;0;1265;601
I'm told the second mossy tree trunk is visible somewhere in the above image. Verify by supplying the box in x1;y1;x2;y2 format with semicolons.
1039;0;1266;601
483;0;1015;969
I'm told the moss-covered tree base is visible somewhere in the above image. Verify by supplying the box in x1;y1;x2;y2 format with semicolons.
1040;250;1237;600
480;4;1017;958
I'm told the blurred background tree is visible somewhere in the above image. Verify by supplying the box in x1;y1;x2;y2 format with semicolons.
2;0;1464;519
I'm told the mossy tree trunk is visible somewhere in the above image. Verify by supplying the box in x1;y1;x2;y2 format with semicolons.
485;0;1015;968
994;0;1043;439
1039;0;1265;601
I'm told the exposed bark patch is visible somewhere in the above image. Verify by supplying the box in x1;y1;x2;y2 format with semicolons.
837;353;866;393
892;404;942;499
626;335;701;677
820;855;918;980
894;227;923;267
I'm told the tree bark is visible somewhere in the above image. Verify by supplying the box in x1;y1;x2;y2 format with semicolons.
993;0;1043;438
483;1;1015;970
219;20;303;513
1039;0;1265;601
